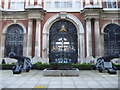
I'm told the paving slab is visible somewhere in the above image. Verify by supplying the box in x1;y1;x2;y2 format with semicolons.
1;70;119;89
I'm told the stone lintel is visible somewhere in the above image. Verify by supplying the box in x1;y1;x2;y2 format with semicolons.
81;8;103;20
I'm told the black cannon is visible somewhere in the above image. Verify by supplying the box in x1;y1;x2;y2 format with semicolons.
93;53;119;74
9;52;33;74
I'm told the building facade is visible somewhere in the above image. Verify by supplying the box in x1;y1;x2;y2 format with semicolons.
0;0;120;63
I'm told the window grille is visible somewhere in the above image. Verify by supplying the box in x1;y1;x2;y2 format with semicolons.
4;24;24;57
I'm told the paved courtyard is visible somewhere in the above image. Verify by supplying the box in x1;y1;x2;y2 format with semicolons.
0;70;119;89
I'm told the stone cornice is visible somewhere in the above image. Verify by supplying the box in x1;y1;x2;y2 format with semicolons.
81;7;120;20
2;11;27;20
25;7;46;20
1;7;46;20
101;9;120;19
81;8;103;20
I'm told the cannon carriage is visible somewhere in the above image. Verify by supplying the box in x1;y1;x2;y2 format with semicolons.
93;53;120;74
9;52;33;74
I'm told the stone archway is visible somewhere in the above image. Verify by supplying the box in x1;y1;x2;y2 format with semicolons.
4;24;24;57
42;13;85;62
49;19;78;63
1;23;27;58
104;24;120;56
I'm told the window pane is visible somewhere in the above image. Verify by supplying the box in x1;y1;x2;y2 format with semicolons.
103;0;118;8
10;1;24;10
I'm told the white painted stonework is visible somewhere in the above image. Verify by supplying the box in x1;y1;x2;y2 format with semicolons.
42;13;85;62
86;19;92;57
26;19;33;57
35;19;41;58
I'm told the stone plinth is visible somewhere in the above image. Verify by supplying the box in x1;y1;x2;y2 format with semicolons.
43;68;79;76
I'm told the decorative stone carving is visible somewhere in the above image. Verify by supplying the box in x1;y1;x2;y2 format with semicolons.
59;11;67;19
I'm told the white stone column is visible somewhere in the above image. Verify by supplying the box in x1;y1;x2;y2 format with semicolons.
85;0;90;5
85;0;92;8
0;21;2;63
25;0;29;8
93;0;98;5
26;19;33;57
30;0;34;5
37;0;41;5
42;33;47;58
4;0;8;10
80;33;85;59
98;0;102;7
35;19;41;57
78;33;85;59
0;0;1;7
86;19;92;57
94;19;101;57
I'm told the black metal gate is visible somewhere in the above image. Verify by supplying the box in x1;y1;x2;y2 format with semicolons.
49;19;78;63
4;24;24;57
104;24;120;56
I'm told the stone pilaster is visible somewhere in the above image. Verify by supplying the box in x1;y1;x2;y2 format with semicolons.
35;19;41;57
85;0;92;8
0;16;2;62
0;0;1;8
86;19;92;57
37;0;41;5
42;33;47;58
30;0;34;5
78;33;85;59
26;19;33;57
94;19;101;57
25;0;29;8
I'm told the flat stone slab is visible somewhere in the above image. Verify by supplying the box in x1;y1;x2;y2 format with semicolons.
1;70;119;88
43;68;79;76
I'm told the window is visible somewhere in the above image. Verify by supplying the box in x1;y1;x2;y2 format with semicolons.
55;1;72;8
49;19;78;63
103;0;118;8
75;1;81;8
104;24;120;56
10;0;24;10
44;0;83;12
4;24;24;57
46;1;51;8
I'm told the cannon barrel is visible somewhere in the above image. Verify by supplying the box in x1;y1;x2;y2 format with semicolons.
99;53;119;61
8;52;30;62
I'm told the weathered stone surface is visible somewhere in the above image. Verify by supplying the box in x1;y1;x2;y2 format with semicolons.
43;68;79;76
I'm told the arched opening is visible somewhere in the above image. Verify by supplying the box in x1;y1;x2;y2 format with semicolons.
49;19;78;63
4;24;24;57
104;24;120;56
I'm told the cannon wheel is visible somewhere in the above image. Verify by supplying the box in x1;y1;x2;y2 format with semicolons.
98;67;103;73
26;69;30;72
26;66;30;72
13;70;21;74
12;66;16;71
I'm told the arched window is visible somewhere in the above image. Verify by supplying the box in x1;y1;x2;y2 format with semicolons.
4;24;24;57
49;19;78;63
104;24;120;56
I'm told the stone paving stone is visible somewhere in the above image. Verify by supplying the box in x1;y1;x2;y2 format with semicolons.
1;70;119;89
62;85;75;88
75;84;90;88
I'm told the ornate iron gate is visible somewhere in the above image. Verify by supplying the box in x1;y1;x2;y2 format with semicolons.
4;24;24;57
49;19;78;63
104;24;120;56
